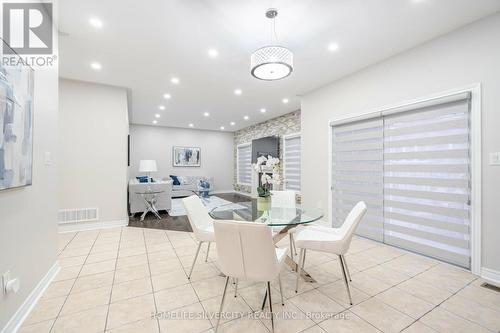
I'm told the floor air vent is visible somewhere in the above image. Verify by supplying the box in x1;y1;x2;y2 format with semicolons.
480;282;500;293
58;208;99;224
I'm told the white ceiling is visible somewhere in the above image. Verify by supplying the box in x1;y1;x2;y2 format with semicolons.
58;0;500;131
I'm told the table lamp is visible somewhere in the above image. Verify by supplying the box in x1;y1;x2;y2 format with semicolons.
139;160;157;182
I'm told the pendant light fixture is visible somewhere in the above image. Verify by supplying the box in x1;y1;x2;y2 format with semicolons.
250;8;293;81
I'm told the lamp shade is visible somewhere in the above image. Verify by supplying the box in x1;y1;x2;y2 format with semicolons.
139;160;157;173
250;46;293;81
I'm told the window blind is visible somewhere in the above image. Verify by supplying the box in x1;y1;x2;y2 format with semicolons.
331;118;384;241
383;99;471;268
331;93;472;268
284;135;301;192
237;143;252;185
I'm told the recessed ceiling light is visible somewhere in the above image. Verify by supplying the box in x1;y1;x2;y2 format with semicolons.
234;89;242;95
282;98;289;104
203;112;210;117
188;123;194;127
158;105;165;110
163;93;171;99
90;62;102;70
155;114;161;118
171;77;180;84
327;42;339;52
230;122;235;126
207;48;219;58
244;115;249;120
89;17;103;29
260;108;266;113
220;126;225;130
152;120;158;124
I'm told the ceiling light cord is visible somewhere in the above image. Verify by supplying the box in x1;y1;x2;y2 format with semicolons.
273;16;278;44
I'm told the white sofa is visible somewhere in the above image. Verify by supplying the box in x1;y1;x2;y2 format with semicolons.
128;179;172;214
166;176;214;198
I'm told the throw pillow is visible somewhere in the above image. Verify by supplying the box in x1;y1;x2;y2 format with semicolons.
169;175;181;186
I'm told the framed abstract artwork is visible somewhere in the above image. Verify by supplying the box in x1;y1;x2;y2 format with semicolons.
0;43;35;190
173;146;201;167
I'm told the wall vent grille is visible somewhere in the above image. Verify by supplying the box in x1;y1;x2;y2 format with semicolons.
481;282;500;293
58;208;99;224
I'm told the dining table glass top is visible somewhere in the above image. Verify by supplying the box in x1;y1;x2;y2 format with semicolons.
209;198;323;227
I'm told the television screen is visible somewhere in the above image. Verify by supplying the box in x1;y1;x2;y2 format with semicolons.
251;135;279;163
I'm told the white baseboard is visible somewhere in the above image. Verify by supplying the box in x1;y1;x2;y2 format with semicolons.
1;261;60;333
481;267;500;287
58;218;128;233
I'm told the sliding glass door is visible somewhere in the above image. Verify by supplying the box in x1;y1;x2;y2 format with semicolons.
331;93;471;268
332;119;384;241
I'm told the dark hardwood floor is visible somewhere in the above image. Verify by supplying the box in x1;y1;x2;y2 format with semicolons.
128;192;251;232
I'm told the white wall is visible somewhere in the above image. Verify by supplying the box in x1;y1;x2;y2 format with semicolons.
59;79;129;224
301;13;500;275
130;125;234;191
0;5;59;331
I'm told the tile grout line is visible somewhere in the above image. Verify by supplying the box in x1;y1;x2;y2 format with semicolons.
398;275;483;332
166;230;216;332
35;229;490;333
102;226;123;332
57;232;79;255
303;251;436;331
48;230;102;332
143;228;162;333
313;250;480;332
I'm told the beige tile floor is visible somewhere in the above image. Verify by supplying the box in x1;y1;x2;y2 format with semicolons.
19;226;500;333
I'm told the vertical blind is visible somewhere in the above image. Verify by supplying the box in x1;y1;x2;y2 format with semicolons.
332;119;384;241
331;93;472;268
284;135;301;192
237;143;252;185
383;99;471;268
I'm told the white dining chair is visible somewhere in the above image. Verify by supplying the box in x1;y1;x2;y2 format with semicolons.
294;201;367;305
213;220;288;333
270;190;299;262
182;195;215;279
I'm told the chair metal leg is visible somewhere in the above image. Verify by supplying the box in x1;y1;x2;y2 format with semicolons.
302;248;307;268
338;255;353;305
205;242;211;262
234;278;238;298
214;276;230;333
291;233;298;256
261;288;268;311
267;282;275;333
188;241;203;279
341;254;352;282
289;234;295;265
295;248;305;293
278;274;284;306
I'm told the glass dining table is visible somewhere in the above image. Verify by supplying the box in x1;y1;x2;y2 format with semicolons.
209;198;324;282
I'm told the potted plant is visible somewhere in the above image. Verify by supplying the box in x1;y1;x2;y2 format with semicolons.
253;155;282;210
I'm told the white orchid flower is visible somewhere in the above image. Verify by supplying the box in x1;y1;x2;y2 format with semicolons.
256;156;267;165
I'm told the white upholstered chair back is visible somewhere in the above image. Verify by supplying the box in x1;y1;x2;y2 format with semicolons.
270;190;296;208
337;201;367;254
182;195;213;239
214;221;281;281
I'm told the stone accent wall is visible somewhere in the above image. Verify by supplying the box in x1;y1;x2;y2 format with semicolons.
233;110;301;193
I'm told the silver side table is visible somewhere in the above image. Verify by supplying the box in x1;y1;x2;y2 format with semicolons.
136;190;164;221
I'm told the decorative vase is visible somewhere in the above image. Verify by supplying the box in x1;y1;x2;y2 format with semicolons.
257;196;271;212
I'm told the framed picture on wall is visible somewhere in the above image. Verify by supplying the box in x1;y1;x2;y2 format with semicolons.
0;43;35;190
173;146;201;167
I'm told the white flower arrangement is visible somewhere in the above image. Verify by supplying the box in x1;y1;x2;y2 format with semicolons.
253;155;282;197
